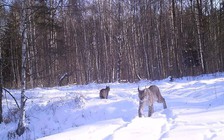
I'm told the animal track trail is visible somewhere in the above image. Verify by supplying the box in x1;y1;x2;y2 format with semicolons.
204;121;224;140
158;108;179;140
160;123;170;138
103;122;130;140
203;127;222;140
159;108;178;125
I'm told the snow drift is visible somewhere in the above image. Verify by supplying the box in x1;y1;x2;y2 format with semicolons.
1;73;224;140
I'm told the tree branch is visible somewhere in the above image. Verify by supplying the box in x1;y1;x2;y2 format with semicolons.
3;88;20;109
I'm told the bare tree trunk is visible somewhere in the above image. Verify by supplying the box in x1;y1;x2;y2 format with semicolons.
16;0;28;136
27;0;36;88
141;26;150;79
116;45;121;82
196;0;206;73
219;1;224;70
92;13;100;82
10;40;19;87
0;50;2;123
116;1;123;83
156;9;165;78
171;0;180;77
0;1;3;123
83;21;90;84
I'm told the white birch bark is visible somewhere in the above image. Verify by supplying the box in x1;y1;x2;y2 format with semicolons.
16;0;28;136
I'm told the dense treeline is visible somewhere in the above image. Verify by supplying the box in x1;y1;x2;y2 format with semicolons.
0;0;224;88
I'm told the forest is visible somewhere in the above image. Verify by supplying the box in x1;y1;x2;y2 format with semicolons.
0;0;224;88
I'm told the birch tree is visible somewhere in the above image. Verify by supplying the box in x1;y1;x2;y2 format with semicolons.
16;0;28;136
196;0;206;73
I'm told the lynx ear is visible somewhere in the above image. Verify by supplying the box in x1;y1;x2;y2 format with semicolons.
138;86;142;93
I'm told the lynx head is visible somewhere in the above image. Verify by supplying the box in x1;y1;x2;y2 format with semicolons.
138;87;145;100
105;86;110;91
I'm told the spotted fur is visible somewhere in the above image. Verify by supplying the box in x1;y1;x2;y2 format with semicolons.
138;85;167;117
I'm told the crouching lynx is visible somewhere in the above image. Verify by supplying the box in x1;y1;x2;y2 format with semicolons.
138;85;167;117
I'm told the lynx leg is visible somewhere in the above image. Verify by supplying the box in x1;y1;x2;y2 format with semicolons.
138;101;144;117
99;93;103;99
148;105;154;117
158;97;167;109
162;98;167;109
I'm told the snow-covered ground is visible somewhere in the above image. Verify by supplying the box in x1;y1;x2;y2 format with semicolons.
1;73;224;140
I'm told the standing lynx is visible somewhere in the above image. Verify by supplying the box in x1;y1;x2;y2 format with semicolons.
138;85;167;117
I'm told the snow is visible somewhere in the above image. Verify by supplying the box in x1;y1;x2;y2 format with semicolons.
1;73;224;140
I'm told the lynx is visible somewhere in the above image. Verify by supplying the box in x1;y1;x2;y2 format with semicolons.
99;86;110;99
138;85;167;117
